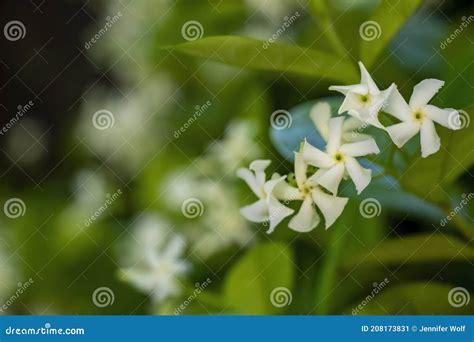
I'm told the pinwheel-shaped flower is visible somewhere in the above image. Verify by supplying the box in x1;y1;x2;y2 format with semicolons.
384;79;461;158
284;151;348;232
236;160;294;233
303;117;380;195
329;62;395;128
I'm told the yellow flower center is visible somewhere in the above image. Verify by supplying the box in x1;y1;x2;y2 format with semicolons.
358;94;372;106
334;152;345;163
413;109;425;122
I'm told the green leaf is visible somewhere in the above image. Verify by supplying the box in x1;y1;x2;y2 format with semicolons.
223;242;294;314
400;105;474;203
346;282;474;315
360;0;423;68
343;233;474;270
169;36;358;82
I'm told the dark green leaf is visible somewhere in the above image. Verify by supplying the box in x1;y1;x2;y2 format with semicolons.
360;0;423;68
169;36;358;82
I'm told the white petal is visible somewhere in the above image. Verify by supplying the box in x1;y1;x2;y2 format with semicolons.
240;199;268;222
343;117;364;132
349;107;384;129
386;121;420;148
316;163;345;195
163;236;186;259
385;86;411;121
236;168;262;198
344;156;372;194
358;62;379;94
267;196;294;234
310;102;331;141
329;84;368;96
273;180;303;201
294;152;307;189
420;120;440;158
326;117;344;154
337;92;362;114
311;187;348;229
302;140;335;168
340;138;380;157
288;196;320;233
425;105;461;130
409;79;444;108
249;160;271;187
307;168;327;185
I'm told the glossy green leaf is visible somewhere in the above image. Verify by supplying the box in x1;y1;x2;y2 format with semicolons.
400;104;474;203
223;242;294;314
360;0;423;68
169;36;358;82
346;282;474;315
343;234;474;270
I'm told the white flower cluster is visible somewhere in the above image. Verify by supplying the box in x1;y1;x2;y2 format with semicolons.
238;62;461;232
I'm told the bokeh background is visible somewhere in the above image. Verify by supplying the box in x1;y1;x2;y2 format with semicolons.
0;0;473;315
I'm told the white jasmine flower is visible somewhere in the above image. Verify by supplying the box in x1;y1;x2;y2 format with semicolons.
119;214;189;303
384;79;461;158
303;117;380;195
310;101;371;143
329;62;395;128
285;152;349;232
236;160;294;233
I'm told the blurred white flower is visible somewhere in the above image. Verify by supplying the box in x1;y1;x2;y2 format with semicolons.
384;79;461;158
310;101;370;143
303;117;380;194
77;74;176;174
237;160;294;233
119;213;189;303
329;62;395;128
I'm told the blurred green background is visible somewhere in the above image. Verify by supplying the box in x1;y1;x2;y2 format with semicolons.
0;0;473;315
